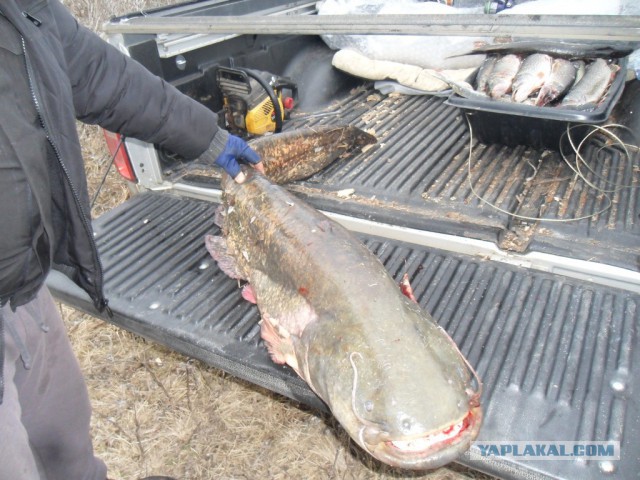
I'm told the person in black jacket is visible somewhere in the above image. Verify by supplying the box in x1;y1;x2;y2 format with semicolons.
0;1;262;478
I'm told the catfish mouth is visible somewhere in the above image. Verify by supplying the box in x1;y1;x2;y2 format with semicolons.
363;407;482;470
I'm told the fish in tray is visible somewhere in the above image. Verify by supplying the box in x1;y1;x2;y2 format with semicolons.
487;53;522;98
451;40;626;108
466;52;619;108
475;55;497;95
536;58;577;107
511;53;553;103
561;58;620;108
204;126;483;470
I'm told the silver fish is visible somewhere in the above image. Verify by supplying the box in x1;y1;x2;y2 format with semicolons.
487;54;521;99
466;41;633;59
430;70;488;100
451;80;490;100
573;60;586;85
512;53;552;103
205;130;482;470
561;58;618;108
475;56;497;94
536;58;577;106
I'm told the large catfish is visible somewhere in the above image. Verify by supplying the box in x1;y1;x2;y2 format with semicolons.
205;126;482;470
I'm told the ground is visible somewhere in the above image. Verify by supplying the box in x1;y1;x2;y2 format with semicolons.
63;0;492;478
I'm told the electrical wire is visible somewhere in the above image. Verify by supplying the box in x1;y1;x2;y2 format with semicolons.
560;123;640;192
465;116;640;223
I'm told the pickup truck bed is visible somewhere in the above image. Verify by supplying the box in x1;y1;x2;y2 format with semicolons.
50;88;640;479
50;85;640;479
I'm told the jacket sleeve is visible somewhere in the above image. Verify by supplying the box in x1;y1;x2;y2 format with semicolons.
50;0;219;160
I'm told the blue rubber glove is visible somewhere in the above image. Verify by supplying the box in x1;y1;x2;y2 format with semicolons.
215;134;261;180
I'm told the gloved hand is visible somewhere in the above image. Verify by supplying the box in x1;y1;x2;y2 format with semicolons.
215;134;263;183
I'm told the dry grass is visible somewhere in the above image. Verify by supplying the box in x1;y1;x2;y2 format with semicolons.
62;1;492;479
65;307;484;480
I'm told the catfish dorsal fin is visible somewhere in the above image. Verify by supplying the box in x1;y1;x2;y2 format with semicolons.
204;234;246;280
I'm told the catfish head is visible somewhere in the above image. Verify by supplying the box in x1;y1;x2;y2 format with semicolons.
299;298;482;470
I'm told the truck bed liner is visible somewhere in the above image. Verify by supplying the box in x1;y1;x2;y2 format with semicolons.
48;192;640;480
283;86;639;270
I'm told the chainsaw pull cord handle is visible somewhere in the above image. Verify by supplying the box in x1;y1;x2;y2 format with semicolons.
237;67;284;133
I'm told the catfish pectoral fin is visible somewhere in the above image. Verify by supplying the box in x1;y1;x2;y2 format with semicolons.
259;315;287;365
241;284;257;304
349;126;377;148
259;312;300;372
204;235;245;280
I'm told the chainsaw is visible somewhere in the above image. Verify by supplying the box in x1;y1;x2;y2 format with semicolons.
216;67;297;137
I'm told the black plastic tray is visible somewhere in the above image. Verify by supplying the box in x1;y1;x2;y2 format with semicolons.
446;57;628;124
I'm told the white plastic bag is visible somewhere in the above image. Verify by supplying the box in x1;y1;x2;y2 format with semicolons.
317;0;488;70
503;0;623;15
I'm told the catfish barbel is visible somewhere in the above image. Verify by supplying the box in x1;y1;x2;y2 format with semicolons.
205;126;482;470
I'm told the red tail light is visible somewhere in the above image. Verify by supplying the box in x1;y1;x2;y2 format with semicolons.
102;129;137;183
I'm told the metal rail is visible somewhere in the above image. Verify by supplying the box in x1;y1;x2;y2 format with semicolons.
104;14;640;41
169;183;640;294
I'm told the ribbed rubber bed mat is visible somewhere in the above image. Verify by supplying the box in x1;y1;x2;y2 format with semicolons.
282;86;640;270
48;192;640;480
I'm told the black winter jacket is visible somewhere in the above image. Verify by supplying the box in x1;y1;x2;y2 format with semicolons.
0;0;224;310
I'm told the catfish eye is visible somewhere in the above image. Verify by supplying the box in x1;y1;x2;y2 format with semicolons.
364;400;374;412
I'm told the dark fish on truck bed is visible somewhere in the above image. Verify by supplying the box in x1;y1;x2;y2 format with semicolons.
204;128;482;470
249;125;376;184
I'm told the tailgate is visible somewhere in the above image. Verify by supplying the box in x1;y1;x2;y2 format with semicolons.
48;191;640;480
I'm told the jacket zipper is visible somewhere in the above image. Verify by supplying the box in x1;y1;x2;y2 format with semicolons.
22;11;42;27
20;36;110;314
0;308;4;404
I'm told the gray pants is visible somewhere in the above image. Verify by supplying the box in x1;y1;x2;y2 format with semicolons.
0;288;107;480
